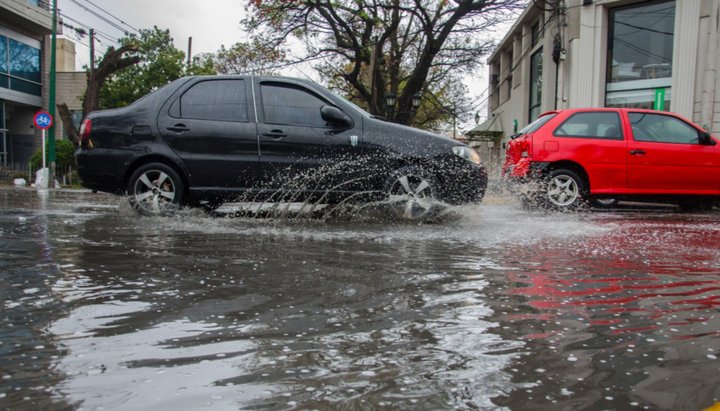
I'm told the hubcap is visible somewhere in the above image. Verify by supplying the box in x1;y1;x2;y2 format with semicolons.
133;170;176;213
389;174;434;220
547;175;579;207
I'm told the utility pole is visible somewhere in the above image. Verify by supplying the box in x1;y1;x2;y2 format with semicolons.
187;37;192;67
48;0;58;186
89;28;95;78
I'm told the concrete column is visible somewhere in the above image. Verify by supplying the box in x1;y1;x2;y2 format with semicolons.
671;1;701;119
569;4;606;107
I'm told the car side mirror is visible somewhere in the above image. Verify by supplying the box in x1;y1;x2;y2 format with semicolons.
700;131;717;146
321;106;353;129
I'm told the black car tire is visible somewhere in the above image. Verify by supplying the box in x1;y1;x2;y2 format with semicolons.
677;199;715;213
384;166;441;221
591;198;619;208
542;169;587;210
127;162;186;215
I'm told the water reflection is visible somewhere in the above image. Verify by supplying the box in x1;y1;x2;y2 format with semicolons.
1;188;720;410
499;215;720;410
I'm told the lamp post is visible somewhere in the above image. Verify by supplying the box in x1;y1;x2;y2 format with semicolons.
412;93;421;110
385;92;396;120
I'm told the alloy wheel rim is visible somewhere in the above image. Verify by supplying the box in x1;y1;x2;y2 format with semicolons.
133;170;176;213
390;174;434;219
547;175;579;207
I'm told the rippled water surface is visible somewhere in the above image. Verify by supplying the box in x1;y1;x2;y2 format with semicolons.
1;188;720;410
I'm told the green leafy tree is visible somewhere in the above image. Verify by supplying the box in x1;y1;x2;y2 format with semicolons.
99;26;215;109
244;0;525;125
211;39;287;75
30;139;75;170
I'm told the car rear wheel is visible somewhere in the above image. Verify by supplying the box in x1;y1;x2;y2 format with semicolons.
677;199;715;212
591;198;619;208
127;162;185;215
384;166;441;221
543;169;587;210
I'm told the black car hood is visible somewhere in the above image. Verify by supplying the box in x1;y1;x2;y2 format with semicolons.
362;117;462;158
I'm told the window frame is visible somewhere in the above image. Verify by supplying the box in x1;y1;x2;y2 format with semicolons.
528;47;543;122
627;112;702;145
259;81;331;128
0;34;42;96
605;0;675;109
552;111;624;140
169;79;250;123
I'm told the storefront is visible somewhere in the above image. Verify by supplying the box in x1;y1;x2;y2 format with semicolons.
605;0;675;110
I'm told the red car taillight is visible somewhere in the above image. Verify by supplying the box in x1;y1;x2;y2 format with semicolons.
79;119;93;148
519;135;532;158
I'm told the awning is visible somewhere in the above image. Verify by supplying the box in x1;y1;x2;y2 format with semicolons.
466;113;504;142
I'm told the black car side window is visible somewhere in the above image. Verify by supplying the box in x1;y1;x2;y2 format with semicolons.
171;80;249;122
628;112;700;144
554;112;623;140
261;83;328;127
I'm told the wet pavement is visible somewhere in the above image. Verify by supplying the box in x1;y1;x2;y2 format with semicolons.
1;186;720;410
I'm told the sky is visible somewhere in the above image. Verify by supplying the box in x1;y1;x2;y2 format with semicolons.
56;0;500;131
58;0;251;69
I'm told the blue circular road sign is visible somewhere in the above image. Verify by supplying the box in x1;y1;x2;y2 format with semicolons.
34;111;54;130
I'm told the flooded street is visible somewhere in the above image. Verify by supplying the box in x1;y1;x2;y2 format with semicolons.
1;187;720;410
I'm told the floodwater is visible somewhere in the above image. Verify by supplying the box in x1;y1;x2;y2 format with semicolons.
1;187;720;410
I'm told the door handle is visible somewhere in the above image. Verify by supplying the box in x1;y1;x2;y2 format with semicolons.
629;149;646;155
167;124;190;133
263;130;287;139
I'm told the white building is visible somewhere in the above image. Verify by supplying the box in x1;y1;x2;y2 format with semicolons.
470;0;720;176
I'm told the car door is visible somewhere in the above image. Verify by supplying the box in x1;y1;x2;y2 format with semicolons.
626;111;720;192
550;111;627;192
253;79;364;196
158;78;260;189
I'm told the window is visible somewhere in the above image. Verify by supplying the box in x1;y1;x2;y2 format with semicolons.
517;113;557;136
0;35;7;89
261;83;328;127
554;112;622;140
174;80;248;122
0;36;41;96
529;48;543;122
606;1;675;109
8;38;41;95
531;22;541;47
628;112;699;144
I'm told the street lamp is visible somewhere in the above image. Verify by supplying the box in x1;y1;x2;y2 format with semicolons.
385;92;396;110
412;93;421;109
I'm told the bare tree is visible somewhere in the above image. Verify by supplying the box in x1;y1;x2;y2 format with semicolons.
57;44;140;146
245;0;525;124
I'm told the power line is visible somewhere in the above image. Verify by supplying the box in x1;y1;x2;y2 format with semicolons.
68;0;133;36
59;12;119;43
76;0;140;35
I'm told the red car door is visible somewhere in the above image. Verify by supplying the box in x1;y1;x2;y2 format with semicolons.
626;111;720;193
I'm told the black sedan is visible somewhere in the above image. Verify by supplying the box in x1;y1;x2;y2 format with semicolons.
76;75;487;220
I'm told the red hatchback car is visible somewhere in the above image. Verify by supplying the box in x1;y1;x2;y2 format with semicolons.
502;108;720;211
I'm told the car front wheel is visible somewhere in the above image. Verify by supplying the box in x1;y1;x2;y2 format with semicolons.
384;166;441;221
543;169;587;210
127;162;186;215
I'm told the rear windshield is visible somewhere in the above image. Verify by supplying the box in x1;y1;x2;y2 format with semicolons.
517;113;557;136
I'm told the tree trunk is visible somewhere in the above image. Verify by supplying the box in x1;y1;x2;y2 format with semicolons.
57;44;140;147
57;103;80;147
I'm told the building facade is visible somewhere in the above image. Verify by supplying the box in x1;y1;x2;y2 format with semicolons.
0;0;52;166
473;0;720;176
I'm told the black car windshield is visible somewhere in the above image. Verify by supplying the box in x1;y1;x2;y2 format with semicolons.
516;113;557;136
